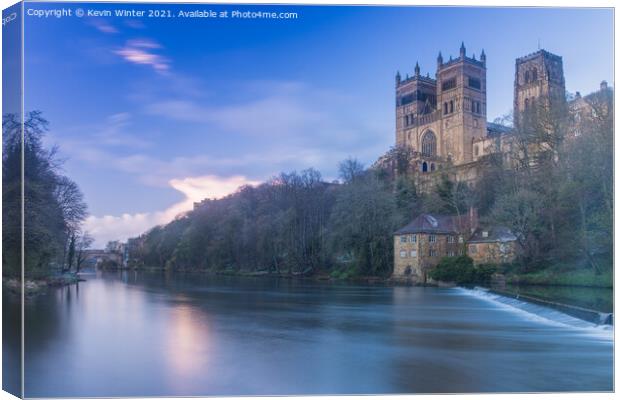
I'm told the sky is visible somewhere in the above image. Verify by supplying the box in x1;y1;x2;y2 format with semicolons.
21;3;613;248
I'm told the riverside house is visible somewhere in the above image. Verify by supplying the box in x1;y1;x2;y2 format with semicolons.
393;210;518;282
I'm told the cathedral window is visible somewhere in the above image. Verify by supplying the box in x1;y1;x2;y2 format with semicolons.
468;77;481;90
532;68;538;81
422;162;428;172
443;102;448;115
449;100;454;113
525;70;530;83
442;77;457;91
421;131;437;157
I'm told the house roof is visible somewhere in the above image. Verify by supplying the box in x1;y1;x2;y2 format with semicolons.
486;122;513;137
395;214;460;235
468;226;517;243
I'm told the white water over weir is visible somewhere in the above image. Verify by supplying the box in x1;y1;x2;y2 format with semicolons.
456;287;614;340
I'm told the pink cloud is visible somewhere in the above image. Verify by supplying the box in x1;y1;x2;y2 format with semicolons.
114;39;170;73
84;175;261;247
91;19;118;34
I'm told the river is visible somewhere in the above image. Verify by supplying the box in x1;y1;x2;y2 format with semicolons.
3;270;613;397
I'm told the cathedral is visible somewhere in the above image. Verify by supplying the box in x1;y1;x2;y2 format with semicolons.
387;43;570;185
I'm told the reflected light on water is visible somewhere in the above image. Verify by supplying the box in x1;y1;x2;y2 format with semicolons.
164;298;212;389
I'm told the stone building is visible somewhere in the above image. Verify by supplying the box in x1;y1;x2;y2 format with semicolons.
513;50;566;130
393;214;518;282
384;45;609;186
395;42;487;171
393;211;477;282
467;226;518;265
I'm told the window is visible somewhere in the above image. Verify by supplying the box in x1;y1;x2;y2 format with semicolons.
443;102;448;115
430;163;435;172
442;77;456;91
532;68;538;81
400;250;407;258
422;162;428;173
450;100;454;113
468;77;481;90
469;244;477;254
421;131;437;157
447;236;455;243
474;145;479;156
410;234;417;243
429;235;436;243
471;100;476;113
410;250;417;258
458;236;464;243
476;102;481;114
525;70;530;83
448;251;455;257
524;98;529;110
400;236;407;243
429;249;438;257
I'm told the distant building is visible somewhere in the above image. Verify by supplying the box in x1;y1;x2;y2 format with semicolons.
393;211;477;282
467;226;518;265
377;45;611;188
393;211;518;282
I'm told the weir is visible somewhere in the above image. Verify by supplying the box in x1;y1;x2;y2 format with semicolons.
487;288;613;326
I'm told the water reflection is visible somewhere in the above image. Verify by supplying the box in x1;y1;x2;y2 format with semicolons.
11;272;613;397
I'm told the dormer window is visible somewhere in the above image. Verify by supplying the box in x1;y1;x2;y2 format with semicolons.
482;231;489;238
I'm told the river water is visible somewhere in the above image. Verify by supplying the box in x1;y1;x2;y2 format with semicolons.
4;270;614;397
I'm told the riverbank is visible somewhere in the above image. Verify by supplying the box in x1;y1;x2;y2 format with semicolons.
3;272;84;296
506;269;612;288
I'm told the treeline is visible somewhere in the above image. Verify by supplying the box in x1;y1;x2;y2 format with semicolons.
129;88;613;277
128;158;484;276
485;88;613;273
2;112;91;279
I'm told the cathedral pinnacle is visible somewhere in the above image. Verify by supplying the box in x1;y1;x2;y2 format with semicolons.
395;71;401;85
437;51;443;67
414;61;420;77
460;42;466;58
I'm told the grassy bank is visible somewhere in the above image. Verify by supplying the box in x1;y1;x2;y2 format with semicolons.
506;268;612;288
3;272;83;296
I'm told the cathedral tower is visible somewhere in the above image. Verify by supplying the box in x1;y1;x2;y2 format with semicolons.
436;42;487;164
514;49;565;128
395;63;438;147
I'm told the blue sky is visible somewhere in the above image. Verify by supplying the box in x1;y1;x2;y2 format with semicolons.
22;3;613;247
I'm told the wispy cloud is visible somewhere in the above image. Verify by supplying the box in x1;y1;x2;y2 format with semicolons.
94;112;152;148
84;175;260;247
114;38;170;74
90;19;118;34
